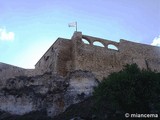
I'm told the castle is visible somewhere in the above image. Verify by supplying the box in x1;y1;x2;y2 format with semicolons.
1;31;160;81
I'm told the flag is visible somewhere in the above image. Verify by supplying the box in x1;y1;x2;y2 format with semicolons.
68;22;77;27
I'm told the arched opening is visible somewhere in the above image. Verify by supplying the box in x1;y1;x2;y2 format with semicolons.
82;38;90;44
108;44;118;50
93;41;105;47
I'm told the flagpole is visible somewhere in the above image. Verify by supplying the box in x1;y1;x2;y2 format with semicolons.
76;21;77;32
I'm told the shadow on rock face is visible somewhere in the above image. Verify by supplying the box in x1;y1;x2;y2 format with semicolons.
0;70;99;118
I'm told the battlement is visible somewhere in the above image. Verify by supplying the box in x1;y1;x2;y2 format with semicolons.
1;32;160;81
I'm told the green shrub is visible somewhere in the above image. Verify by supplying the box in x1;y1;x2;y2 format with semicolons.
93;63;160;119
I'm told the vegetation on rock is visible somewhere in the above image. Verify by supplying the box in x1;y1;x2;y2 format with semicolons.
93;63;160;119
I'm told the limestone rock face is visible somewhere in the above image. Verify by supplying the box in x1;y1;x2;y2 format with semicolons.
0;71;98;117
65;71;99;104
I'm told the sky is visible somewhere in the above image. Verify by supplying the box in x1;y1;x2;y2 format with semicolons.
0;0;160;68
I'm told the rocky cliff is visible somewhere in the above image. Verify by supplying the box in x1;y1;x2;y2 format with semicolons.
0;70;98;118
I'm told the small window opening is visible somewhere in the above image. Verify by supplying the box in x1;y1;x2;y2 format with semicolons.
93;41;105;47
45;56;49;61
108;44;118;50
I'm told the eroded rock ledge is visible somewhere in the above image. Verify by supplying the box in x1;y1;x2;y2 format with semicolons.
0;70;98;118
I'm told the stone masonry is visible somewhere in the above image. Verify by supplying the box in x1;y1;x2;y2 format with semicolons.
35;31;160;80
1;31;160;81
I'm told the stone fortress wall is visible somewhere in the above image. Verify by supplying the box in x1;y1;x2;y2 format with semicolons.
1;31;160;81
72;32;160;79
34;37;72;76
